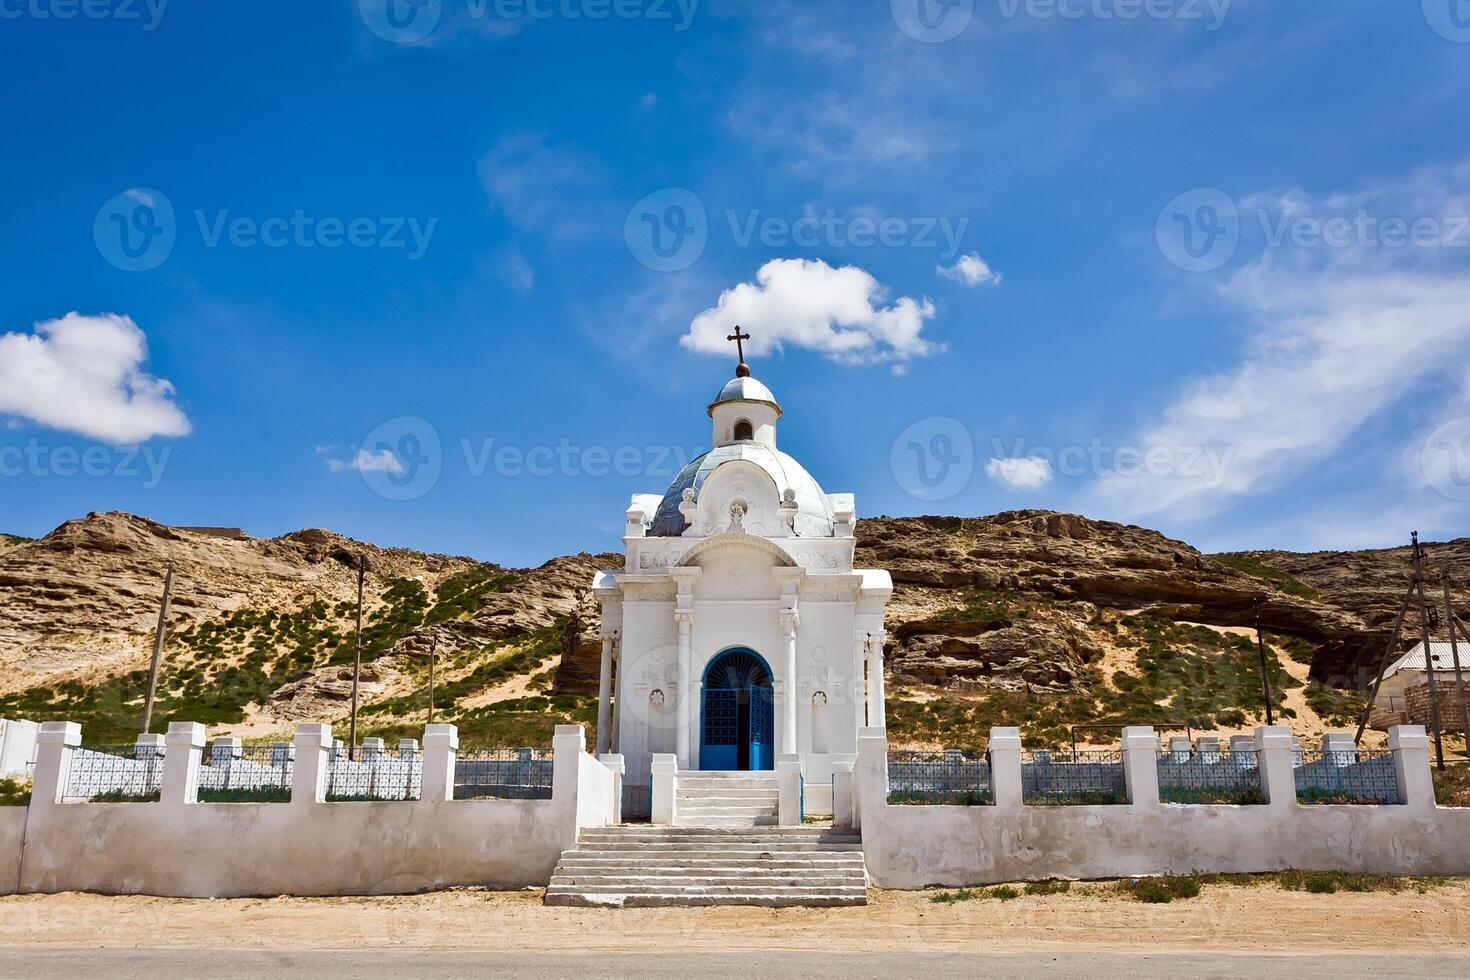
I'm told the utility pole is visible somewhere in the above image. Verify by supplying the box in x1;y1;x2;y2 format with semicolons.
1442;571;1470;760
1411;532;1446;771
348;555;365;761
140;564;175;734
426;634;437;727
1253;596;1275;726
1356;580;1417;744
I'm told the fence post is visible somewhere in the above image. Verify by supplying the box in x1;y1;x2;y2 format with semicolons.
1388;725;1435;810
599;754;625;824
30;722;81;807
832;754;856;828
421;724;458;803
1121;726;1160;808
292;723;332;807
777;754;803;827
1254;725;1297;807
988;727;1023;811
651;753;678;826
854;727;886;831
161;722;205;807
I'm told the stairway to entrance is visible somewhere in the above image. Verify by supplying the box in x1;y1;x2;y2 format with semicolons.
544;826;868;908
676;771;779;827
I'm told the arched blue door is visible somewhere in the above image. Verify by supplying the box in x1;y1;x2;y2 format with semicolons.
700;648;775;771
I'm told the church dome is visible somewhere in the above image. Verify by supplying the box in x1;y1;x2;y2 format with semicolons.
649;442;835;537
708;375;782;418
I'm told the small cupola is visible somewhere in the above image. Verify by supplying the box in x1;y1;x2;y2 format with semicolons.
708;327;780;448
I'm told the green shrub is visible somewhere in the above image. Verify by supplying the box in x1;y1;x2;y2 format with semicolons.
1131;875;1203;903
0;779;31;807
1023;879;1071;896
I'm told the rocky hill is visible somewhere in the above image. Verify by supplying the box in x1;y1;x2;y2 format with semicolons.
0;510;1465;750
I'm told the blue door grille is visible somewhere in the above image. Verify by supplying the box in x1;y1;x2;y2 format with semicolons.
701;648;775;772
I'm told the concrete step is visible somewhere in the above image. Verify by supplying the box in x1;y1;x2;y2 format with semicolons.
676;789;779;801
545;891;867;909
580;828;859;842
567;843;865;855
550;873;866;888
547;882;866;897
557;854;866;867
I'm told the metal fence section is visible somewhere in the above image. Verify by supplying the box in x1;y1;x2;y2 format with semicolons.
326;745;423;802
1022;750;1126;805
196;743;294;803
1295;749;1402;805
621;782;651;822
454;748;553;801
887;750;993;805
63;744;165;802
1157;749;1263;804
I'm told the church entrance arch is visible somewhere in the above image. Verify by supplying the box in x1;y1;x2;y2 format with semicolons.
699;647;775;772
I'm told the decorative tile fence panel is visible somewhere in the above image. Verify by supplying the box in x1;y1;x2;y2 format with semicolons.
1157;749;1263;804
1295;749;1402;805
63;745;164;803
326;748;423;802
196;744;294;803
1022;750;1126;805
454;748;553;801
887;750;993;805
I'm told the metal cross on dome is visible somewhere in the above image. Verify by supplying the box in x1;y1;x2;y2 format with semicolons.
727;326;751;376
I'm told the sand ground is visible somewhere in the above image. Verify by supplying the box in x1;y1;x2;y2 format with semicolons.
1;882;1467;955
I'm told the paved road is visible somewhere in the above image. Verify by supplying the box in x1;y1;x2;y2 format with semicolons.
1;950;1468;979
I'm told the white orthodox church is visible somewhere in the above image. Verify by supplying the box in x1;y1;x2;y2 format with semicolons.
591;338;893;813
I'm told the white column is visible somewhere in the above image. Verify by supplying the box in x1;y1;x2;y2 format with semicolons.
291;723;332;808
988;727;1024;810
781;610;800;756
595;632;615;756
675;611;693;769
161;722;205;809
1389;725;1435;811
421;723;458;803
1254;725;1297;808
1121;725;1160;808
867;632;887;730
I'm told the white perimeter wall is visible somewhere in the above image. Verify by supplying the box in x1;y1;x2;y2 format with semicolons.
854;725;1470;889
7;723;616;899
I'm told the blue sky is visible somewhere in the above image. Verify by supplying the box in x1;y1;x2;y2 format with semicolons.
2;0;1469;566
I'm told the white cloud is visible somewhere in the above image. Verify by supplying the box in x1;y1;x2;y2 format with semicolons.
327;448;405;476
0;312;189;443
1093;162;1470;521
478;132;602;240
938;253;1002;287
987;456;1053;491
681;259;942;367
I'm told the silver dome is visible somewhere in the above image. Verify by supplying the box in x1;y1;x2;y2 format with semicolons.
707;375;782;418
649;442;834;537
